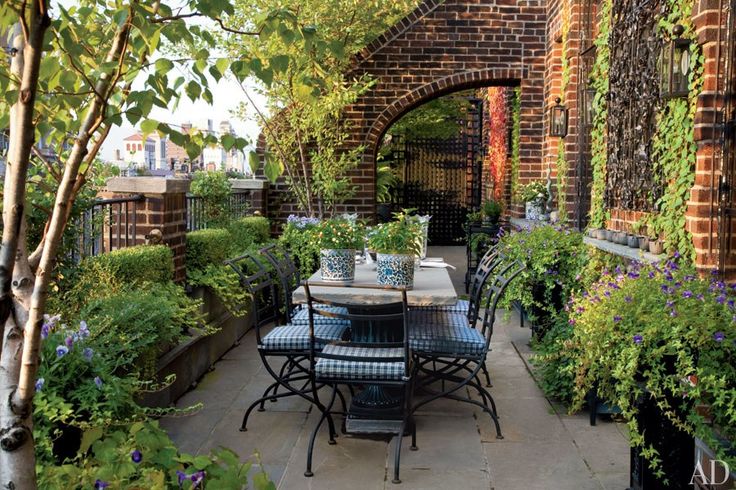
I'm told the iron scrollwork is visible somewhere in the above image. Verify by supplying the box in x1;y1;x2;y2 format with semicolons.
605;0;666;211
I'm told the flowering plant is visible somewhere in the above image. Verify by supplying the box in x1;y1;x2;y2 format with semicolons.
568;258;736;475
497;225;587;336
367;210;424;256
514;180;549;205
280;219;321;276
38;421;274;489
316;217;365;250
286;214;320;229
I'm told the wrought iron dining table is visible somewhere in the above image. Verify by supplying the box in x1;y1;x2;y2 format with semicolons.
292;262;458;424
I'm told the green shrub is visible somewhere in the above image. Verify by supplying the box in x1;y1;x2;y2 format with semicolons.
190;170;232;228
228;216;271;253
279;220;321;277
186;228;233;273
80;282;203;378
62;245;174;316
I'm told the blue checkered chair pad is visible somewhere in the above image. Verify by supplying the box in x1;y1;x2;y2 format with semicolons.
260;323;349;351
290;305;351;326
416;299;470;314
315;344;405;381
408;308;470;328
409;323;486;357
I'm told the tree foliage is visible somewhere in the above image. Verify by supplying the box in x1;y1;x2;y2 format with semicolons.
225;0;420;217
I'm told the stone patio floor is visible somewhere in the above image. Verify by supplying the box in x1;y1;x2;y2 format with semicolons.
162;247;630;489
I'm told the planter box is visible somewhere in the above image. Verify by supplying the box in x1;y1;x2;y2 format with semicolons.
693;436;735;489
139;287;253;408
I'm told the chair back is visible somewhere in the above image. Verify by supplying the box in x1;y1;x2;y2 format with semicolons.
466;246;505;324
259;243;301;322
226;252;280;343
303;282;411;381
477;260;526;349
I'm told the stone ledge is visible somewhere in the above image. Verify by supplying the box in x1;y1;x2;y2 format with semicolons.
106;176;191;194
230;178;269;190
584;236;664;263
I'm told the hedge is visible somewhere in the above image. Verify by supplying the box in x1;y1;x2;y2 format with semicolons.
228;216;270;254
79;245;174;286
186;228;233;273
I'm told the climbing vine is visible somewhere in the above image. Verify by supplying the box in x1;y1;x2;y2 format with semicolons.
588;0;612;228
486;87;508;201
649;0;701;261
555;0;572;223
510;86;522;199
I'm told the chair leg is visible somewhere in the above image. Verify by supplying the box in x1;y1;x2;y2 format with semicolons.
480;363;493;387
410;419;418;451
392;420;406;484
305;385;339;477
241;389;309;431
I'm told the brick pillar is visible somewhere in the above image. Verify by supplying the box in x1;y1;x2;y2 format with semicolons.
229;178;270;216
105;177;190;282
688;0;727;276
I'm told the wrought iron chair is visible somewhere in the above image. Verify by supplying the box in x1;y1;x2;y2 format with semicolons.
226;252;350;431
409;260;525;439
412;246;503;387
302;282;415;485
259;243;350;326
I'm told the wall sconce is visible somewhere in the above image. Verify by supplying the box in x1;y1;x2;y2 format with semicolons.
549;97;568;137
659;24;691;98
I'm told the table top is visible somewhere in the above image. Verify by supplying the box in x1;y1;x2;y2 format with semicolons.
292;262;458;306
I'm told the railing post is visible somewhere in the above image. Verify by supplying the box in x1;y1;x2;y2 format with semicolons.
229;178;269;216
102;177;191;282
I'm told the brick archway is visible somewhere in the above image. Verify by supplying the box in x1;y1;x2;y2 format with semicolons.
339;0;547;217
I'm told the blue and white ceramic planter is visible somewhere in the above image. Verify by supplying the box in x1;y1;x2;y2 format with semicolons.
320;249;355;282
376;253;415;289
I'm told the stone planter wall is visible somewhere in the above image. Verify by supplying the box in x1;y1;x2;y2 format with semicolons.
140;287;254;408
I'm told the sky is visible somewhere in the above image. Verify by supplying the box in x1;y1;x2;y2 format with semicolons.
100;76;267;162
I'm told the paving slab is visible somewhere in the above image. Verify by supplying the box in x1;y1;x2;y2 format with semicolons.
163;247;630;489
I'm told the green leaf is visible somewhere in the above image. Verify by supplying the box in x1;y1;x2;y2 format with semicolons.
269;55;290;73
155;58;174;74
140;119;159;135
264;153;282;182
221;134;236;151
248;151;260;174
185;81;201;101
79;427;103;454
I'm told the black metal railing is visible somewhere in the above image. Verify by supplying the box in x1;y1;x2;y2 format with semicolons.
186;191;253;232
72;194;144;260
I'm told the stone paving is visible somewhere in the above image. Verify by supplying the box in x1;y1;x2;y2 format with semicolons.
162;247;630;489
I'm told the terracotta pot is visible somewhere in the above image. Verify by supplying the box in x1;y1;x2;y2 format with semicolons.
638;236;649;250
594;229;606;240
648;240;664;255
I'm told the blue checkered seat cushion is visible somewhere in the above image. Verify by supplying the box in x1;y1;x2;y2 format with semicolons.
409;323;486;357
260;323;349;351
290;305;350;326
408;308;470;328
417;299;470;314
315;345;405;381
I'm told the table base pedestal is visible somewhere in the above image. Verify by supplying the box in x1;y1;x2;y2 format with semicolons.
348;385;404;419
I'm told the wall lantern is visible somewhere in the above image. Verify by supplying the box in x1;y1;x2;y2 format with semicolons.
659;24;691;98
549;97;568;138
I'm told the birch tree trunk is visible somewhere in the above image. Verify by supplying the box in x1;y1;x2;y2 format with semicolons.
0;4;51;488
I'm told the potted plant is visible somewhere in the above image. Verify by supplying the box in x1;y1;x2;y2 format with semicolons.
631;218;649;250
367;210;423;288
646;219;664;255
516;181;549;221
481;199;503;225
568;259;736;486
316;217;364;282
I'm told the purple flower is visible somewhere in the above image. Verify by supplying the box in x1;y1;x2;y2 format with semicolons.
576;306;585;314
697;294;705;301
177;470;188;486
648;271;656;279
660;285;672;294
568;318;576;326
624;296;633;303
670;309;678;317
613;315;622;323
673;251;681;259
35;378;44;392
682;290;693;298
633;334;643;344
131;449;142;463
94;481;109;489
714;331;725;342
64;336;74;348
717;295;727;305
627;271;640;279
94;376;103;389
55;345;68;358
79;320;90;338
83;348;94;362
191;471;206;485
